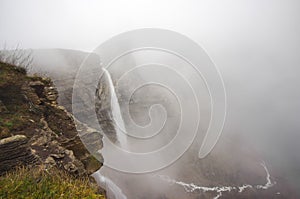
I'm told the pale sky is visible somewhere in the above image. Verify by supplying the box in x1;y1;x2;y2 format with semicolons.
0;0;299;52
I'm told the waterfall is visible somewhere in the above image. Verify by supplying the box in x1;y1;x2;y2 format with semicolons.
102;68;128;149
91;68;128;199
92;170;127;199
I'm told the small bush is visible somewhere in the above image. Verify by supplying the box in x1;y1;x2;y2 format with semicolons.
14;65;27;74
0;45;33;74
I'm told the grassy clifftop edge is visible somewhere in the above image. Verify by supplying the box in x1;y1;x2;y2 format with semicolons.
0;62;105;198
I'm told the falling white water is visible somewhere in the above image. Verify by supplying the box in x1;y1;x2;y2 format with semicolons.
91;68;129;199
102;68;128;149
157;162;276;199
92;170;127;199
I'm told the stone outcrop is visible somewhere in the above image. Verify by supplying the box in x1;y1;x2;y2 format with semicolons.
0;62;102;176
32;81;102;175
54;68;120;144
0;135;38;175
29;117;87;176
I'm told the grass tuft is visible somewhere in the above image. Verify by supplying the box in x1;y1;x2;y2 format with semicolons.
0;167;105;199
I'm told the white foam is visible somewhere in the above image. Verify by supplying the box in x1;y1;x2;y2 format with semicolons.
157;161;275;198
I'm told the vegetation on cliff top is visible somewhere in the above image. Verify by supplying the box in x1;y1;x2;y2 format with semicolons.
0;167;105;199
0;61;48;139
0;62;105;198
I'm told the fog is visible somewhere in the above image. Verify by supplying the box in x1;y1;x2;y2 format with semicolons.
1;0;300;197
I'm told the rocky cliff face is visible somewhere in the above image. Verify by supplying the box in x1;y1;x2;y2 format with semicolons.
0;62;102;176
0;135;37;175
27;49;297;198
29;49;123;148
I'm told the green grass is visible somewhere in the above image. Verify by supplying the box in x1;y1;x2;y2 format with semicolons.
0;62;105;198
0;167;105;199
0;62;44;139
3;121;13;128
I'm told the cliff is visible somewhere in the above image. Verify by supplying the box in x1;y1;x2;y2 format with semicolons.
0;61;102;177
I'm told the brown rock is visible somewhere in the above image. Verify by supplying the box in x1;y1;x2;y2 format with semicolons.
47;94;58;101
63;162;77;173
50;153;65;159
44;156;56;167
0;135;38;175
29;81;45;97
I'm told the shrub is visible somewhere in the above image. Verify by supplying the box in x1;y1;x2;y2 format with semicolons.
0;45;33;74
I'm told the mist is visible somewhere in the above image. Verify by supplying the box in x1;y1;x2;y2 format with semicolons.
1;0;300;197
